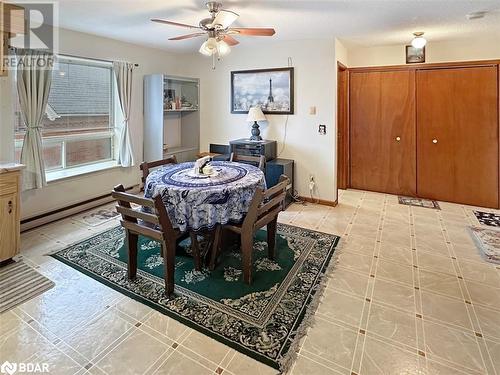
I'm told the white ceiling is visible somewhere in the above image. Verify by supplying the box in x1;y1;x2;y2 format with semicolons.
55;0;500;52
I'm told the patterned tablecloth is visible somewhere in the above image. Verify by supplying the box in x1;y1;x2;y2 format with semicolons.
144;161;266;232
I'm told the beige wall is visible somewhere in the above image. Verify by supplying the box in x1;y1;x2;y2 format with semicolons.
347;36;500;67
0;27;190;219
181;39;338;202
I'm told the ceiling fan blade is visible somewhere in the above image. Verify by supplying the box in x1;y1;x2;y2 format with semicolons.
169;32;206;41
229;27;276;36
222;35;239;46
151;18;200;29
211;9;239;29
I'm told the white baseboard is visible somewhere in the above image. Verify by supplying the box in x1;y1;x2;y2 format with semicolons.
21;185;140;232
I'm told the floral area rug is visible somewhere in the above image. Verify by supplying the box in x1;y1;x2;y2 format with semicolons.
51;223;340;371
474;211;500;228
469;226;500;264
398;196;440;209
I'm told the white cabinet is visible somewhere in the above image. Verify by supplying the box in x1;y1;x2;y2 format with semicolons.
143;75;200;162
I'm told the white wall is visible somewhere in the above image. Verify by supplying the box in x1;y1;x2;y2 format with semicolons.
181;39;338;202
335;39;349;67
347;35;500;67
1;27;190;219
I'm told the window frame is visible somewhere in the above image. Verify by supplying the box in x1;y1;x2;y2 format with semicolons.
14;54;120;182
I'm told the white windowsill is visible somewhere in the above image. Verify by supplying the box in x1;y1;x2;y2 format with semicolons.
46;160;121;183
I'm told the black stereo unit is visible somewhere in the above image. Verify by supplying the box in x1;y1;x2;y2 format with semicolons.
229;139;277;161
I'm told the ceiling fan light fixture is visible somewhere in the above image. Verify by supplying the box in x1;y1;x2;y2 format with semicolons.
411;32;427;49
217;40;231;56
199;37;218;56
199;41;212;56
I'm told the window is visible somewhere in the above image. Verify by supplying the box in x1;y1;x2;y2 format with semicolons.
14;56;117;180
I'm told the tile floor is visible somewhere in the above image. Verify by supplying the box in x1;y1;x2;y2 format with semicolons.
2;189;500;374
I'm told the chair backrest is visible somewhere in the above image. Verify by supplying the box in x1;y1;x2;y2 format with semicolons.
230;152;266;172
112;184;177;241
243;175;289;231
140;155;177;191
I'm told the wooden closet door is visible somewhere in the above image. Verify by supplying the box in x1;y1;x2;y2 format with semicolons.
350;70;416;195
417;66;499;208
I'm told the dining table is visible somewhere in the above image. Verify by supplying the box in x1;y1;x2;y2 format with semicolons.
143;161;266;233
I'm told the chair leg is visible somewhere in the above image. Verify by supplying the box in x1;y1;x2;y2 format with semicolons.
267;217;278;260
241;231;253;284
209;225;222;271
189;232;202;271
163;240;176;297
126;230;138;280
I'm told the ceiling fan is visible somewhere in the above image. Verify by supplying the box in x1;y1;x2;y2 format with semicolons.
151;1;276;62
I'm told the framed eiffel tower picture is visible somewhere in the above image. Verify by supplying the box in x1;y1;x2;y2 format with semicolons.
231;67;294;114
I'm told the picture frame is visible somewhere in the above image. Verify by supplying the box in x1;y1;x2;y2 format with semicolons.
231;67;294;114
406;45;426;64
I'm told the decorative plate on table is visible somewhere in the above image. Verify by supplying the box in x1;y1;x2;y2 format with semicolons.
185;170;219;179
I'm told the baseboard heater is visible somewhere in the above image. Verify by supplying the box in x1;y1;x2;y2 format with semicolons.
20;185;139;232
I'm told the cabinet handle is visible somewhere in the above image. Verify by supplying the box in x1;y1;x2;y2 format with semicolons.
432;139;438;144
395;136;401;142
8;200;13;214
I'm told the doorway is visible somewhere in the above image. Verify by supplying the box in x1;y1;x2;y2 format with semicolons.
337;62;349;191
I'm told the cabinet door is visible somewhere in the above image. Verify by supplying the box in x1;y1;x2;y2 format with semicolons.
350;70;416;195
416;66;499;208
0;193;18;261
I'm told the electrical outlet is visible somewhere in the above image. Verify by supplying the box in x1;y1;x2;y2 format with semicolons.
309;175;315;191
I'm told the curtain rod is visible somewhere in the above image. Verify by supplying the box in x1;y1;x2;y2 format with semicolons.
8;47;139;67
62;53;139;67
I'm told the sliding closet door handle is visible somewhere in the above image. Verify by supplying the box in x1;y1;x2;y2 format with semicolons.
432;139;438;144
8;200;13;214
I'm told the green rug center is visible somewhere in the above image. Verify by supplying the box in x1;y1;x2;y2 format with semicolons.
101;230;311;302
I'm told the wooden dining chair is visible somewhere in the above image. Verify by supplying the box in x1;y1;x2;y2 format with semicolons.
210;175;289;284
112;184;201;297
140;155;177;191
229;152;266;173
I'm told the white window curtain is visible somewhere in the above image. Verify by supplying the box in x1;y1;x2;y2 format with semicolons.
113;61;135;167
17;49;54;190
